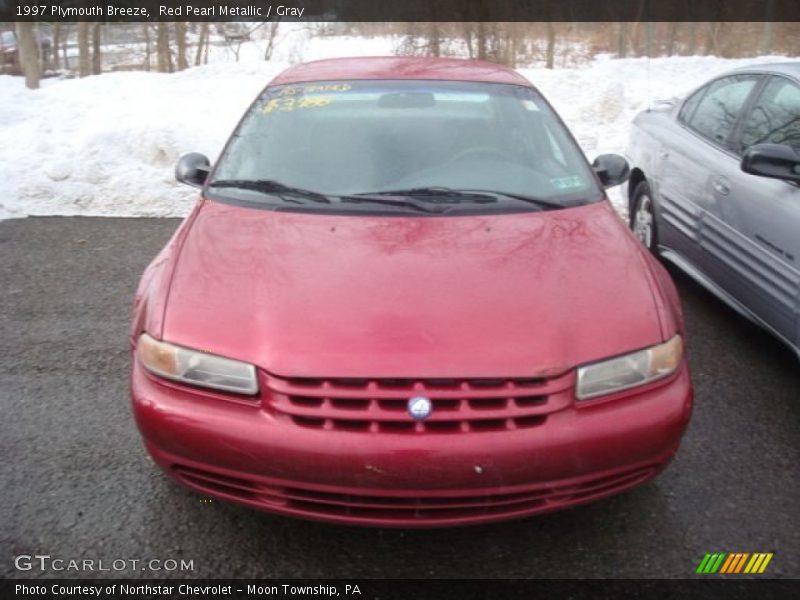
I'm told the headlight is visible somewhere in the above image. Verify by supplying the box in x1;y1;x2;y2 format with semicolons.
576;335;683;400
137;333;258;395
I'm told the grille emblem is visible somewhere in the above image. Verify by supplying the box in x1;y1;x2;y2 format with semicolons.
407;396;433;420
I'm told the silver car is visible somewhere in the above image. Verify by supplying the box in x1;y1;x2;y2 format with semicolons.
626;62;800;358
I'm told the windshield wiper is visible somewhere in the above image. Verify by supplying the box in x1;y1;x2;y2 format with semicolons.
339;194;446;214
357;187;565;210
209;179;331;203
462;189;566;210
356;187;497;203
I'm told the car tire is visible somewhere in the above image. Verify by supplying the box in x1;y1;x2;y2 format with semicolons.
630;181;659;256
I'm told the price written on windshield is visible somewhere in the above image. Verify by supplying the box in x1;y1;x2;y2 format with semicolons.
262;96;334;114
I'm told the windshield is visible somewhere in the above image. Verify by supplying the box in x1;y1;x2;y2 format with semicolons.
210;79;601;214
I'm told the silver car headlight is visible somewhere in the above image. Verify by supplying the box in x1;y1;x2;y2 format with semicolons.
137;333;258;395
576;335;683;400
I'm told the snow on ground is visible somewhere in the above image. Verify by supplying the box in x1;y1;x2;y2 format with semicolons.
0;31;792;220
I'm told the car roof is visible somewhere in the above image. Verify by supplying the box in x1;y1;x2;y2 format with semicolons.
730;61;800;79
269;56;532;87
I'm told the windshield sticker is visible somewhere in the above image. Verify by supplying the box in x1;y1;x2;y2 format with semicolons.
276;83;352;97
521;99;540;111
261;95;333;114
550;175;585;190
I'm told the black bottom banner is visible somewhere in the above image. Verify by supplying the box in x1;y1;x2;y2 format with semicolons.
1;579;797;600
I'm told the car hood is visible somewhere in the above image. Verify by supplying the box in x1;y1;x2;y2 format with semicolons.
162;199;665;378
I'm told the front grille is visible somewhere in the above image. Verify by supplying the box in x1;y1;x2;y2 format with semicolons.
263;372;574;433
172;463;657;523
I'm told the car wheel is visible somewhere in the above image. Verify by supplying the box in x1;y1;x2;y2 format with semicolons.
631;181;658;255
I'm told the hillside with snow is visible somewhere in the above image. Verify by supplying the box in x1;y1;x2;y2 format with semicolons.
0;29;792;221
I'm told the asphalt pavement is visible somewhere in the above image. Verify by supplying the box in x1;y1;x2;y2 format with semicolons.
1;216;798;579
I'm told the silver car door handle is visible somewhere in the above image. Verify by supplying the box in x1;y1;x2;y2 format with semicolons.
659;150;670;160
712;176;730;196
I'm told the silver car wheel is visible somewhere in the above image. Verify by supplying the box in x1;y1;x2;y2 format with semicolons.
633;194;654;249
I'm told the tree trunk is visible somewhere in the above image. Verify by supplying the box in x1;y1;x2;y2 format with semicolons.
462;23;474;59
617;22;627;58
156;23;173;73
174;22;188;70
143;24;151;70
507;23;519;68
760;22;774;55
91;23;102;75
61;24;70;70
545;22;555;69
644;21;655;58
666;22;679;56
51;23;61;70
426;22;441;57
476;22;487;60
687;21;697;55
77;22;91;77
761;0;775;55
15;22;41;89
195;23;208;65
704;22;722;56
263;21;280;61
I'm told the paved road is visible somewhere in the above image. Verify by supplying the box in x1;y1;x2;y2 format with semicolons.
1;217;798;579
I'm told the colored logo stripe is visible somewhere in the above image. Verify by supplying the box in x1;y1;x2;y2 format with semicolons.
745;553;773;574
720;553;748;573
697;553;726;573
697;553;773;574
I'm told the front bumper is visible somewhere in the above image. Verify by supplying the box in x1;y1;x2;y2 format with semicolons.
131;359;692;527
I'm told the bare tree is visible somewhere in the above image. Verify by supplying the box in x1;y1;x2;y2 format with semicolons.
143;23;151;70
644;21;655;57
461;23;474;59
704;22;724;56
617;22;628;58
504;22;522;68
426;22;442;57
687;22;697;55
545;22;556;68
174;22;189;70
60;24;70;70
51;23;61;70
474;22;487;60
195;22;209;66
263;21;280;61
15;22;41;89
666;22;679;56
91;23;102;75
216;23;264;62
156;22;173;73
78;22;91;77
761;0;775;55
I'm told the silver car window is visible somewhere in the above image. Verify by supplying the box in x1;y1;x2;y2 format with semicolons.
684;75;760;147
739;77;800;152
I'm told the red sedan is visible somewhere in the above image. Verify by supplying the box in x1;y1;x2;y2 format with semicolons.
131;57;692;527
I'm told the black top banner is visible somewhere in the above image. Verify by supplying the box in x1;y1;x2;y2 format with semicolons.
2;0;800;22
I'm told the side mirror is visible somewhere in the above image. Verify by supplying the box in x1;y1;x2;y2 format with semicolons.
592;154;630;188
741;143;800;184
175;152;211;188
